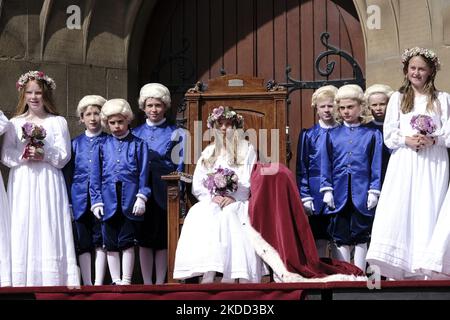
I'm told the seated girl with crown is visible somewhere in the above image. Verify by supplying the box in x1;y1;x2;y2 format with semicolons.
173;106;266;284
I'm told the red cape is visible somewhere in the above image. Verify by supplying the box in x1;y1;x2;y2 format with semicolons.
249;163;364;278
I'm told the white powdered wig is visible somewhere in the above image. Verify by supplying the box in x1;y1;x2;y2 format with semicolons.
138;83;171;110
364;84;394;105
311;85;338;108
335;84;365;104
100;98;134;126
76;95;107;118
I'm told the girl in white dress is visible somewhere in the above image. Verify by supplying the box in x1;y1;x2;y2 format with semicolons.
1;71;80;287
366;48;450;280
173;106;264;283
0;111;12;287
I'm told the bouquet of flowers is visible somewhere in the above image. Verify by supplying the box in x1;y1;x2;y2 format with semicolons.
203;166;239;196
21;122;46;158
410;114;436;135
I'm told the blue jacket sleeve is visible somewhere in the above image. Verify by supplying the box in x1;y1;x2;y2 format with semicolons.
320;130;333;192
89;143;103;207
137;140;152;199
296;129;312;200
369;130;383;192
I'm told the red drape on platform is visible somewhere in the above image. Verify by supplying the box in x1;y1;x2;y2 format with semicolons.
249;163;364;278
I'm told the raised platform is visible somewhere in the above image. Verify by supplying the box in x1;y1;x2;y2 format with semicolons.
1;280;450;300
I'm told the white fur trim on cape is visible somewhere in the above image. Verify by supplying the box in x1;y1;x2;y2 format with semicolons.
244;223;367;283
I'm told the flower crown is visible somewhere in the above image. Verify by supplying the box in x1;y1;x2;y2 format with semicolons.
401;47;441;71
16;70;56;91
207;106;244;129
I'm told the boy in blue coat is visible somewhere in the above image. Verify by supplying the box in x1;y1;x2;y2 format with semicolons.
296;85;339;258
133;83;184;284
90;99;151;285
364;84;394;185
64;95;108;285
320;84;383;272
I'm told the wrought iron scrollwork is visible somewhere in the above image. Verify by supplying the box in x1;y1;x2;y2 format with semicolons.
281;32;365;96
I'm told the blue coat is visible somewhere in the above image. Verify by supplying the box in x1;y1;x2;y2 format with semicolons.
63;132;108;220
320;124;383;217
133;120;184;210
296;124;338;215
365;121;392;184
90;132;151;221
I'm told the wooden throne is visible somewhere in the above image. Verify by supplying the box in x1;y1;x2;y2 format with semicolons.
163;74;287;283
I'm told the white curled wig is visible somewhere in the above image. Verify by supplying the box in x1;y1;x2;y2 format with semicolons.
311;85;338;108
335;84;370;123
76;95;107;118
138;83;171;110
364;84;394;105
100;98;134;127
335;84;364;104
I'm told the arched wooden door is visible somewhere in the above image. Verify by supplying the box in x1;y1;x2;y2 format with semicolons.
139;0;365;173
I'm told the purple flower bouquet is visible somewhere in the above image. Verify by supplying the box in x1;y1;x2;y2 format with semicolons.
203;166;239;196
21;122;46;158
410;114;436;135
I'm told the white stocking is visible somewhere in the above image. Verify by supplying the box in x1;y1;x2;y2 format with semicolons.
155;249;167;284
107;251;121;284
139;247;154;285
78;252;92;285
121;247;135;285
315;240;329;258
354;243;368;272
94;248;107;285
334;245;351;262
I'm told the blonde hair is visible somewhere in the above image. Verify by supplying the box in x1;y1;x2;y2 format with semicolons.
201;129;246;169
15;79;59;117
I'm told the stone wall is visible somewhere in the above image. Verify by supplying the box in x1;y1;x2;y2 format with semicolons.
0;0;156;179
354;0;450;91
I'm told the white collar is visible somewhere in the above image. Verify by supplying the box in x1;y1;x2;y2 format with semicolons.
146;118;166;127
343;121;361;128
319;119;339;129
112;130;130;139
85;130;103;138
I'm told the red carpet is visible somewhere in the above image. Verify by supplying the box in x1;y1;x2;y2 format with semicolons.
1;280;450;300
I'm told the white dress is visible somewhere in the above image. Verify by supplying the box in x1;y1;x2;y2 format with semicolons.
366;91;450;279
173;142;265;282
420;118;450;278
1;114;80;287
0;112;12;287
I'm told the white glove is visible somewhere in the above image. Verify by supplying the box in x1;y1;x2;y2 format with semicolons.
367;193;379;210
93;206;104;219
132;197;146;216
323;191;335;210
303;200;315;215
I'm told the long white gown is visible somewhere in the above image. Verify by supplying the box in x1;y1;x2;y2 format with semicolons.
0;111;12;287
366;91;450;280
1;114;80;287
420;118;450;278
173;142;265;282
